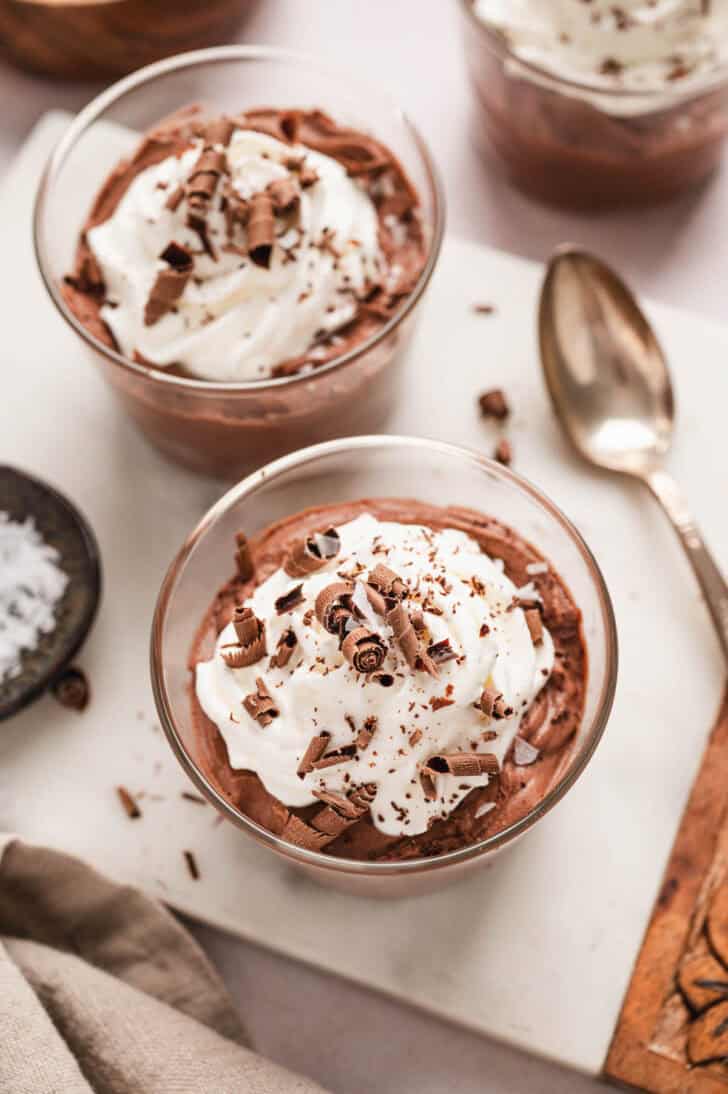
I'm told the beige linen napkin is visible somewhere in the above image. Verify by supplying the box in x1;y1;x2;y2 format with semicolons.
0;839;328;1094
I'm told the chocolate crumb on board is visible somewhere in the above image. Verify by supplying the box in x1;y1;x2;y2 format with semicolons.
117;786;141;819
493;438;512;466
183;850;200;880
51;666;90;711
181;791;207;805
473;302;496;315
478;388;510;422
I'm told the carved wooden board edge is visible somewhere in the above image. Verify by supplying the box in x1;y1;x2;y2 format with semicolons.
605;688;728;1092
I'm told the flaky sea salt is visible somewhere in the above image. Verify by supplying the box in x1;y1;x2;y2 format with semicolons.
0;512;68;683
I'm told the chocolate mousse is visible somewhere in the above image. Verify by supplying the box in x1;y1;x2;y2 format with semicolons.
63;106;426;382
189;498;587;862
462;0;728;208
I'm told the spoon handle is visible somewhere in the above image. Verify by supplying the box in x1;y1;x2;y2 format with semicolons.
646;468;728;663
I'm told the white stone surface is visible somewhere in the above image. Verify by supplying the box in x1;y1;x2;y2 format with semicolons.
1;107;726;1093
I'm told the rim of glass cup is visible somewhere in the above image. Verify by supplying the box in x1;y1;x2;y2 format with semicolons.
458;0;728;108
33;44;446;395
151;435;618;878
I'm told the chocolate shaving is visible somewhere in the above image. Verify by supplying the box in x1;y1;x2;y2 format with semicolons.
372;672;394;687
181;791;207;805
368;563;407;602
310;806;353;838
342;626;387;674
242;677;279;727
524;608;543;645
274;584;305;614
186;145;226;216
312;789;362;820
311;745;356;770
183;850;200;880
430;696;455;711
267;176;300;213
427;639;457;665
297;732;331;776
478;388;510;421
221;607;266;668
144;242;193;326
348;783;377;811
315;581;353;636
420;770;438;801
281;813;332;851
355;715;378;751
204;117;235;147
387;603;438;678
269;629;298;669
425;753;499;778
493;439;512;466
234;533;254;581
409;729;422;747
247;192;275;268
284;527;340;577
51;666;89;711
479;686;504;719
117;786;141;819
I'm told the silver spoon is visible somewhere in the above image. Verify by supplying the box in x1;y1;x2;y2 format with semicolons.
539;246;728;662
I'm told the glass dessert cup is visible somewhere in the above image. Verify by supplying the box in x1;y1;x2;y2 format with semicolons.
151;436;618;898
33;46;445;480
458;0;728;210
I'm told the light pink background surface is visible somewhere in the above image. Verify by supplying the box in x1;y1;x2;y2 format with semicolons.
2;2;726;1090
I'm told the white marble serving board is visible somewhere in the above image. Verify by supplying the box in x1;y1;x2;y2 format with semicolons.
2;111;726;1077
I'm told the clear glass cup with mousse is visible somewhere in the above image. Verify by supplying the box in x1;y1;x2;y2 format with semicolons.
151;435;618;898
34;46;445;479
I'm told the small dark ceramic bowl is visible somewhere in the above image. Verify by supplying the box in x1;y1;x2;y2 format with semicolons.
0;467;101;721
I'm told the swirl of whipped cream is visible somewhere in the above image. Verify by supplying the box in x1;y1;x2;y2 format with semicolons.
473;0;728;94
86;128;383;382
195;513;553;838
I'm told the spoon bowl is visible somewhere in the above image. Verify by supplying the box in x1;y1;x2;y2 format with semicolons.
539;247;674;476
539;245;728;662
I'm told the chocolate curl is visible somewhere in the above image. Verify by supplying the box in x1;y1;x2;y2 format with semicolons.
311;789;362;821
348;782;377;812
420;770;438;802
242;677;279;727
341;626;387;674
204;117;235;147
425;753;500;778
186;146;227;216
479;686;509;720
269;629;298;669
143;242;193;326
315;582;353;636
524;608;543;646
267;176;300;213
274;585;305;614
280;813;332;851
310;807;352;839
221;607;266;668
234;532;254;581
368;563;407;602
427;639;457;665
247;192;275;268
284;527;341;578
311;746;356;771
364;583;388;618
387;603;438;678
355;715;378;751
296;732;331;776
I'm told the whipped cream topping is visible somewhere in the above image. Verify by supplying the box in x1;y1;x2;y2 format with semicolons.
87;128;383;382
473;0;728;94
195;514;553;839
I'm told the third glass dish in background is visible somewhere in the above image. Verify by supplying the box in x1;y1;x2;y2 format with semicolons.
34;47;444;479
459;0;728;210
